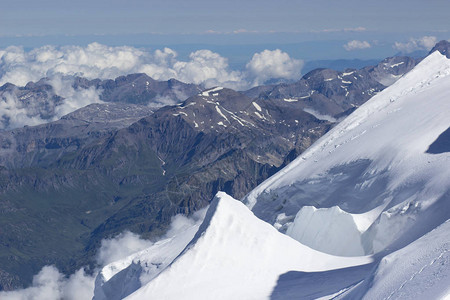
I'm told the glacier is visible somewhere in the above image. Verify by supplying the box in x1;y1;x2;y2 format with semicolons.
93;51;450;299
245;51;450;257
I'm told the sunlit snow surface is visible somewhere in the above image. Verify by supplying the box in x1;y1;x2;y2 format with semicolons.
245;51;450;257
93;210;206;300
123;193;371;300
342;220;450;300
96;52;450;299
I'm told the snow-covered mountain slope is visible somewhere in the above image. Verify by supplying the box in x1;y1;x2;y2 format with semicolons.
99;193;371;300
342;219;450;300
93;211;205;300
244;51;450;257
94;51;449;300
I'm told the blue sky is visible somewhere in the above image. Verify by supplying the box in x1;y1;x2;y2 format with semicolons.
1;0;449;61
2;0;449;36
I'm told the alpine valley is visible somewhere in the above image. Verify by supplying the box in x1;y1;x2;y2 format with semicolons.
0;41;449;300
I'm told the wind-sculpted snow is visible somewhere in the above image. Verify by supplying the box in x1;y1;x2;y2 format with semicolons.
286;204;386;257
343;220;450;300
121;192;371;300
244;51;450;257
285;199;388;257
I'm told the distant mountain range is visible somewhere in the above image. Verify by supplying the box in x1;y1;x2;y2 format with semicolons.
0;42;448;291
302;59;381;74
0;74;202;130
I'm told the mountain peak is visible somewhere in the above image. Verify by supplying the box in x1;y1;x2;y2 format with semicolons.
124;192;371;300
429;40;450;58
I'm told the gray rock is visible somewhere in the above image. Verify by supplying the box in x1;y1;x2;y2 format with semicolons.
429;40;450;58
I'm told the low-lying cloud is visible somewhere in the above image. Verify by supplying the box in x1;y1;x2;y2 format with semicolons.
0;43;302;89
0;76;102;130
246;49;303;86
0;266;95;300
163;207;208;239
393;36;437;53
96;231;154;266
0;43;303;129
343;40;371;51
0;208;208;300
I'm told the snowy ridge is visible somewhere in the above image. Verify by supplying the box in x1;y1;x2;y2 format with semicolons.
245;51;450;208
93;212;205;300
243;51;450;257
123;192;371;300
284;202;388;257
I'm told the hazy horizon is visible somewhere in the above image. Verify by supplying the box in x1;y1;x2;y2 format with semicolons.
2;0;449;63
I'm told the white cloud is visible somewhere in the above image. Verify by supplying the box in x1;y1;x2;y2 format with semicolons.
245;49;303;86
343;40;372;51
393;36;437;53
0;44;305;129
96;231;154;266
0;43;245;88
0;76;103;130
172;49;243;87
0;92;46;129
0;43;303;90
345;27;367;32
0;43;148;87
164;207;208;238
0;266;95;300
50;76;103;117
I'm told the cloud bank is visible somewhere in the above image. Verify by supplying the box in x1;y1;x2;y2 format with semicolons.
0;266;95;300
343;40;371;51
0;43;303;129
393;36;437;53
0;43;302;89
